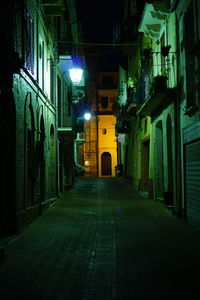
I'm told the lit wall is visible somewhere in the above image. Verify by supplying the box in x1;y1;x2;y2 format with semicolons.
84;116;98;177
98;115;117;177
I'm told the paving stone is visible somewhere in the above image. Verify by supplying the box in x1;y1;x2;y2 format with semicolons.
1;178;200;299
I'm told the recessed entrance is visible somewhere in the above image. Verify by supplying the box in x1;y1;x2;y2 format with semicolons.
141;139;150;191
155;121;164;200
101;152;112;176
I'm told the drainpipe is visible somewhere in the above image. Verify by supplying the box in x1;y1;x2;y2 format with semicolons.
174;9;182;217
96;115;99;177
96;89;99;177
169;0;180;13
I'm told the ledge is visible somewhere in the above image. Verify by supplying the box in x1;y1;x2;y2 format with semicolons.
138;3;168;38
137;87;177;118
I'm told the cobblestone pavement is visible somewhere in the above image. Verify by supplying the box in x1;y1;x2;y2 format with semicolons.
1;177;200;299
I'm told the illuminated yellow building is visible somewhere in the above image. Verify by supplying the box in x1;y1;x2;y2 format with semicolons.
84;72;118;177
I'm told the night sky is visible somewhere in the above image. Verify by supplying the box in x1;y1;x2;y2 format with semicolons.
76;0;124;43
75;0;146;71
75;0;125;71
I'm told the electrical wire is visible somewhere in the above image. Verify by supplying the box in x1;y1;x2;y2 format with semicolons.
57;40;143;47
85;47;124;56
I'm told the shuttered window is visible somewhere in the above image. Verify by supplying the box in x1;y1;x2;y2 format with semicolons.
26;10;34;75
185;140;200;228
184;2;196;107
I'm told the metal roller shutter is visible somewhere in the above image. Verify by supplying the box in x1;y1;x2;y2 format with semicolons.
185;140;200;228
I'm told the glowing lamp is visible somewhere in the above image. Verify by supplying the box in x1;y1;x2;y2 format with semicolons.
69;67;83;85
84;112;91;121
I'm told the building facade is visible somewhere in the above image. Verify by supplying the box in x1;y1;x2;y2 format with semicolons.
115;0;200;228
84;71;118;177
0;0;83;237
176;0;200;227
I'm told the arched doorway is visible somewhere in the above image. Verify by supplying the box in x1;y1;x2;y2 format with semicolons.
101;152;112;176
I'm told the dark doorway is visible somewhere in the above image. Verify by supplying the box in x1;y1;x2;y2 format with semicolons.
49;125;56;198
141;139;150;191
39;116;45;214
0;89;17;237
25;104;35;207
101;152;111;176
58;139;64;192
155;121;164;200
166;115;174;205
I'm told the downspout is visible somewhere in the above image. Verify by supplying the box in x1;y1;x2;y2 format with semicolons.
96;91;99;177
169;0;180;13
174;6;182;216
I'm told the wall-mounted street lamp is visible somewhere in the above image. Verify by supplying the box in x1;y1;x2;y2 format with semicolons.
84;112;91;121
69;56;84;85
69;66;83;84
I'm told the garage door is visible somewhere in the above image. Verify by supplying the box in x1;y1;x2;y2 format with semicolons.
185;140;200;228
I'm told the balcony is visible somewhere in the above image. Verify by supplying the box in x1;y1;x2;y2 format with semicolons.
138;3;168;38
147;0;172;13
42;0;65;16
127;72;151;110
137;85;177;119
116;120;130;134
115;104;131;134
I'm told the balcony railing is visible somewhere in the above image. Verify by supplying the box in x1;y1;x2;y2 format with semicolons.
115;104;131;134
116;120;130;134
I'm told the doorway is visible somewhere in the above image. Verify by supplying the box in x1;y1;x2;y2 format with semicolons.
155;121;164;200
0;89;16;236
101;152;112;176
141;139;150;192
38;116;45;214
166;115;174;205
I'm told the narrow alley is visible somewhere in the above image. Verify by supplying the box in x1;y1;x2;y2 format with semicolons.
0;177;200;300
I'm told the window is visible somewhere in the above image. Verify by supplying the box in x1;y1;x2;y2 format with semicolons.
50;57;55;104
57;76;62;127
161;33;166;75
102;76;113;85
26;10;34;75
184;2;196;108
101;97;108;109
39;40;45;89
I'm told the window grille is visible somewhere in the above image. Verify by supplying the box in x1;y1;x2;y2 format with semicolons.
26;10;34;75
